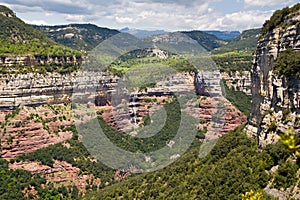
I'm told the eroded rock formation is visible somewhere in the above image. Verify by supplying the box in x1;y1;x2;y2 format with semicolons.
9;160;101;192
0;55;82;67
245;10;300;147
0;71;117;110
0;105;73;159
221;71;251;95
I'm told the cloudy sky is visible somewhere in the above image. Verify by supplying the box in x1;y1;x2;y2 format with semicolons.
1;0;298;31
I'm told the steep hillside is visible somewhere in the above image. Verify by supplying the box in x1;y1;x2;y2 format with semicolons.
0;5;78;56
34;24;119;51
86;126;295;199
245;4;300;147
212;28;261;54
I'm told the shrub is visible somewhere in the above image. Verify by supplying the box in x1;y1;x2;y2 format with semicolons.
275;48;300;78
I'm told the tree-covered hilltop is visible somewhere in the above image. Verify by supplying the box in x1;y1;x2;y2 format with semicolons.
262;3;300;36
34;24;120;52
0;5;80;56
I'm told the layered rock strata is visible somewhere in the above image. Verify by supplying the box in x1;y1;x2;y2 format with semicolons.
245;10;300;146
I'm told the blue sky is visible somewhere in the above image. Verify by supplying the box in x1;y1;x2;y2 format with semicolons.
1;0;298;31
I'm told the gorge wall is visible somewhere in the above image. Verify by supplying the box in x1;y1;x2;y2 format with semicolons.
245;9;300;146
0;55;82;67
0;71;118;110
221;71;251;95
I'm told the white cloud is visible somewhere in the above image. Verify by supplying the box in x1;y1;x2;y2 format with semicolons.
115;16;137;24
244;0;293;7
0;0;90;14
206;10;274;31
2;3;43;13
95;1;212;30
64;14;87;22
45;12;54;17
23;19;50;25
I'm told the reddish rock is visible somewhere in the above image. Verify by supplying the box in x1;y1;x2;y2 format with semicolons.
0;105;73;159
9;160;101;192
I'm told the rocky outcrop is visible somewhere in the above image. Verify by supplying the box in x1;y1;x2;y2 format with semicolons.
0;105;73;159
245;9;300;146
221;71;251;95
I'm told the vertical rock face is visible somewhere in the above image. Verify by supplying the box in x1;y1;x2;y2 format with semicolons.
245;9;300;146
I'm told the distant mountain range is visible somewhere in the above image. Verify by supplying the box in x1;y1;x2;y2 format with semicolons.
120;28;241;41
119;28;242;51
180;30;226;51
33;25;231;52
203;31;240;41
120;27;167;38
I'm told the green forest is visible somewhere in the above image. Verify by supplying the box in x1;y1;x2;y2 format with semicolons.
0;156;86;200
84;125;298;200
0;5;81;56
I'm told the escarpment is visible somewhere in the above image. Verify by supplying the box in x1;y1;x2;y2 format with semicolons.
0;55;83;67
0;71;118;110
245;6;300;146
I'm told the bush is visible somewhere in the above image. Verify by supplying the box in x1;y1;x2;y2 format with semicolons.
273;160;299;189
275;48;300;78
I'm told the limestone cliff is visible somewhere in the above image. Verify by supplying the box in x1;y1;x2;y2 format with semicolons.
0;71;117;110
0;55;82;67
245;6;300;146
